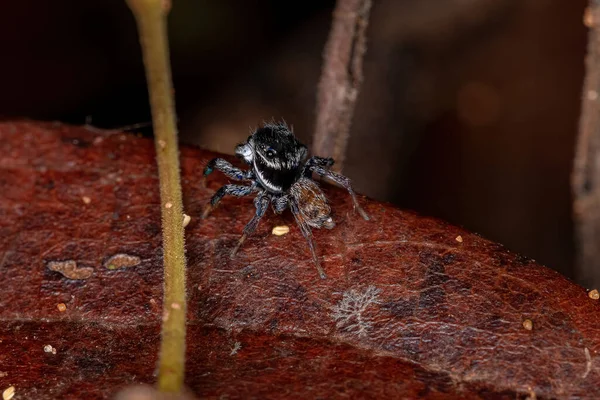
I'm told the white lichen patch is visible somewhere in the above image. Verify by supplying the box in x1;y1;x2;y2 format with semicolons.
332;286;381;338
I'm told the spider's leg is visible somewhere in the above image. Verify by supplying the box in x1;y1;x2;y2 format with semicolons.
230;193;270;258
309;165;370;221
289;200;327;279
204;158;252;181
303;156;334;177
305;156;335;168
202;184;255;219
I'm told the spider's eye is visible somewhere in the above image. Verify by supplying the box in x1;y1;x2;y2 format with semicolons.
265;148;276;158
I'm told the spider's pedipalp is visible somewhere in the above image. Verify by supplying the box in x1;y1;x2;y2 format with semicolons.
271;194;289;214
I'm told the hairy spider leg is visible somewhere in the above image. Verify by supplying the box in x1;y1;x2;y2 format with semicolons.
289;200;327;279
230;193;270;258
309;166;370;221
304;156;335;170
203;158;252;181
202;184;256;219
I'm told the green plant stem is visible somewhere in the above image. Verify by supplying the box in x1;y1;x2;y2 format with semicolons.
125;0;187;393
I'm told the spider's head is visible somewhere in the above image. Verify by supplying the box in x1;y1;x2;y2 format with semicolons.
238;122;308;192
251;123;307;170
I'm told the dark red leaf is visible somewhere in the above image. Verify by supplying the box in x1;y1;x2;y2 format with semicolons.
0;121;599;399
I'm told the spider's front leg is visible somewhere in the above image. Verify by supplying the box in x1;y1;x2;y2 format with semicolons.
230;193;270;258
204;158;252;181
289;200;327;279
202;184;256;219
309;165;370;221
304;156;335;171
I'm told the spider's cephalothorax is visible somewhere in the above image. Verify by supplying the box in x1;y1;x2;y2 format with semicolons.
202;122;369;279
236;123;308;193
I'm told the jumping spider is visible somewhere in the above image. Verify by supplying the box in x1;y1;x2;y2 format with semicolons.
202;122;369;279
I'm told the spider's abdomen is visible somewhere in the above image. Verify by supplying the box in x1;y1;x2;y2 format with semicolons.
290;178;335;229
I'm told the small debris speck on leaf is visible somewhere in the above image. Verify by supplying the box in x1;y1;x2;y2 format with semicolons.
230;342;242;356
272;225;290;236
57;303;67;312
588;289;599;300
583;347;592;379
43;344;57;354
47;260;93;280
82;196;91;204
3;386;15;400
165;202;173;209
455;235;463;243
183;213;191;227
104;254;141;270
523;319;533;331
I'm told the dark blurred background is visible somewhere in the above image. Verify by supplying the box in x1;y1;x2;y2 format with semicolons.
0;1;589;284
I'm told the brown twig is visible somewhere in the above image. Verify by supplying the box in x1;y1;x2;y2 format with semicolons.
573;3;600;289
312;0;372;172
125;0;187;393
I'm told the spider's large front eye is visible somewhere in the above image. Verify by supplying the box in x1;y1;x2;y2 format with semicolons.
266;148;276;158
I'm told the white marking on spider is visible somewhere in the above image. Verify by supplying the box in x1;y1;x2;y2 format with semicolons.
254;163;283;192
256;150;283;170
